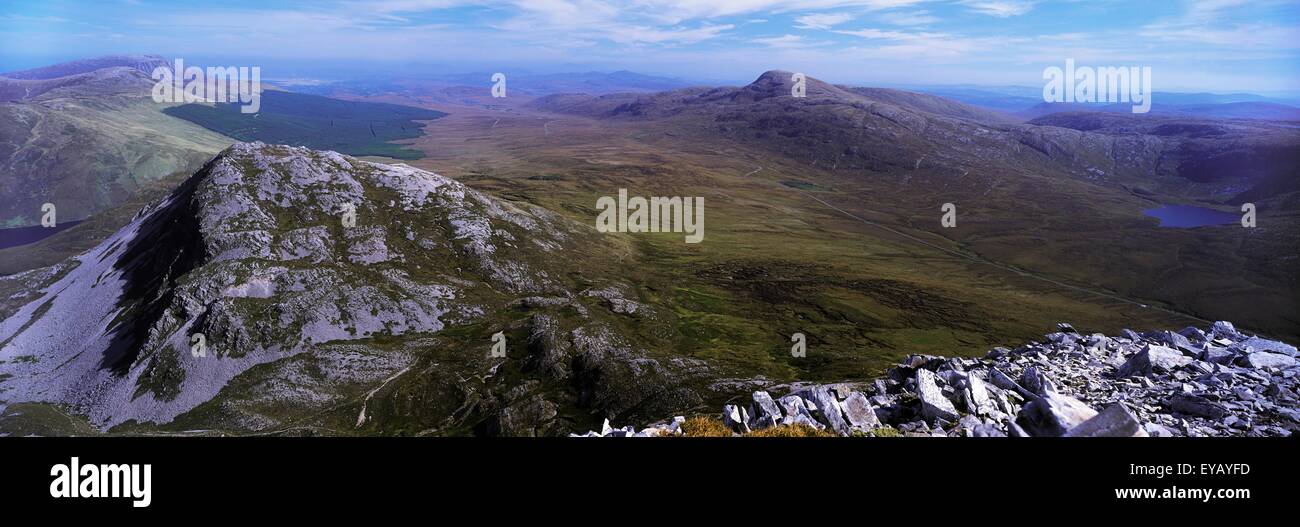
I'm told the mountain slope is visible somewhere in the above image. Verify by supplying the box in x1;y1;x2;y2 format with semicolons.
0;143;710;435
0;58;232;228
520;70;1298;340
531;70;1298;203
0;54;169;80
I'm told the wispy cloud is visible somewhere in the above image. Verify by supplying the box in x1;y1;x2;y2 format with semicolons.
795;12;854;30
876;10;939;26
752;34;823;48
958;0;1035;17
1139;0;1300;49
0;0;1295;91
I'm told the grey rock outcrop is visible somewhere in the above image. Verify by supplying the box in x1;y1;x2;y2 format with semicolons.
574;321;1298;438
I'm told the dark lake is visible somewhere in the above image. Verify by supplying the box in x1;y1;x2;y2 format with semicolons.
1143;204;1239;228
0;221;83;250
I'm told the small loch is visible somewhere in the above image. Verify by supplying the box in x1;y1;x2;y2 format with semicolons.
1143;204;1239;228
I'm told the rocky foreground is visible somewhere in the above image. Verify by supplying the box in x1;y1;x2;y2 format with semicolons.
577;321;1299;437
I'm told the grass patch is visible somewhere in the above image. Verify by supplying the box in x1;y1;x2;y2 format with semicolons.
0;403;99;436
746;423;838;437
680;416;733;437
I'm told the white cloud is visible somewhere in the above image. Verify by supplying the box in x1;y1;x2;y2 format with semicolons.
752;34;820;48
795;12;854;29
1139;0;1300;49
876;10;939;26
958;0;1036;17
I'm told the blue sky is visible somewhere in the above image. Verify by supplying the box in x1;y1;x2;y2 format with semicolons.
2;0;1298;93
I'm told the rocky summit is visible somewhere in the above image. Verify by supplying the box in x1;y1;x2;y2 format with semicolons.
576;322;1299;437
0;142;708;434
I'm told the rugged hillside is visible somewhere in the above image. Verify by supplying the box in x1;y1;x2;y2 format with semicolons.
0;143;711;435
529;70;1299;207
1028;112;1300;204
523;70;1299;341
0;57;232;227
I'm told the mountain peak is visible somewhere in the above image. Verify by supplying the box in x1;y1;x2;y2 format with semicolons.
0;142;587;427
739;70;856;102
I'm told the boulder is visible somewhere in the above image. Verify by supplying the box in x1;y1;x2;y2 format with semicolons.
1117;344;1191;377
776;395;822;428
1237;336;1297;357
1200;347;1236;365
1148;330;1196;354
722;404;750;434
962;374;994;416
1063;404;1148;437
1020;366;1056;395
1211;321;1242;340
916;369;960;423
1177;326;1207;343
749;391;783;429
840;391;881;431
1167;394;1228;419
1239;351;1296;370
1016;392;1098;437
873;379;890;395
989;367;1032;398
810;387;851;435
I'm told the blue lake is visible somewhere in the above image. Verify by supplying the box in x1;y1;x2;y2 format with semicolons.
0;221;83;250
1143;204;1239;228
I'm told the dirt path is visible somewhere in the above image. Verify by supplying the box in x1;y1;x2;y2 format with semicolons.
355;365;413;428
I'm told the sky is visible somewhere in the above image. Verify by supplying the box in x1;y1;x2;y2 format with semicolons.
1;0;1298;93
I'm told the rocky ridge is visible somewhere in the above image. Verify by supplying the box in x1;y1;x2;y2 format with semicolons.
576;321;1298;437
0;142;721;435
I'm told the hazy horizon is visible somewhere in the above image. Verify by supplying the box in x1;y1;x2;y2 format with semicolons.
2;0;1298;94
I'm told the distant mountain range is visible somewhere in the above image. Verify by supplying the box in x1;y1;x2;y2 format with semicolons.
905;84;1300;120
0;54;170;80
530;70;1300;204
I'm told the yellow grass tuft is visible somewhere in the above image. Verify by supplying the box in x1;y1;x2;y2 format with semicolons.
680;416;733;437
745;423;839;437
